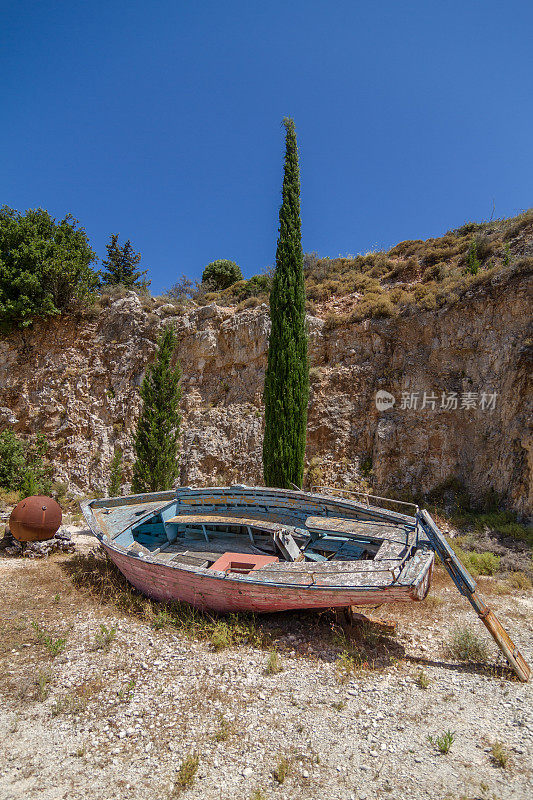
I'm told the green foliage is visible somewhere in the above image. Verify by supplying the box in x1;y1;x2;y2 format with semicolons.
263;117;309;489
490;741;509;768
201;259;242;290
108;448;123;497
465;238;481;275
99;233;150;289
0;430;52;494
0;206;98;328
93;623;117;651
428;730;455;754
31;621;67;657
131;326;182;493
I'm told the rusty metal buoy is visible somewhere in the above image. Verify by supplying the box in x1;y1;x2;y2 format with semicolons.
9;496;62;542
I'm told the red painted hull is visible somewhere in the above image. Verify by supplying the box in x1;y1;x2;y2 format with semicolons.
104;543;432;614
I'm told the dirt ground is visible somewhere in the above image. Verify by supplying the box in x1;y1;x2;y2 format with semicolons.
0;526;531;800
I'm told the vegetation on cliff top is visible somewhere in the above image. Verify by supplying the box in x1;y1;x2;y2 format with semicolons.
0;206;98;329
263;118;309;490
100;233;150;290
201;208;533;321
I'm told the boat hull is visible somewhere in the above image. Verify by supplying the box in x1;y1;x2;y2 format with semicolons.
103;541;432;614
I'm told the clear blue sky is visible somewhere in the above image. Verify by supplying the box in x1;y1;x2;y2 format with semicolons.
1;1;531;292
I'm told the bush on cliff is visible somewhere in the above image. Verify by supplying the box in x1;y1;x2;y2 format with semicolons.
201;259;243;291
0;206;98;329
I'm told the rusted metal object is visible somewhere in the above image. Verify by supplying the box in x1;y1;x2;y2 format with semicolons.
418;509;531;683
9;495;62;542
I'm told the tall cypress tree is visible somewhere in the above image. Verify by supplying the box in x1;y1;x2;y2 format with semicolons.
131;326;182;493
263;118;309;489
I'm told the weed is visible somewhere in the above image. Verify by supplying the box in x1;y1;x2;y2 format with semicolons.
490;741;509;769
51;694;87;717
416;670;430;689
35;670;51;701
273;756;291;784
31;621;67;658
210;621;232;651
332;699;346;711
447;627;490;663
117;679;136;702
249;789;267;800
75;745;86;758
265;650;283;675
172;752;199;793
93;623;117;651
428;730;455;754
213;714;234;742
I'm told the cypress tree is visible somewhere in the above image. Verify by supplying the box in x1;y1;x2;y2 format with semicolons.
263;118;309;489
131;326;182;493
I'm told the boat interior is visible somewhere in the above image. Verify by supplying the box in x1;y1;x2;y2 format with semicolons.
91;488;432;583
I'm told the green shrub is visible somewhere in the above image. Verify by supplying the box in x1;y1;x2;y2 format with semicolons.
0;430;52;495
202;259;243;290
0;206;98;329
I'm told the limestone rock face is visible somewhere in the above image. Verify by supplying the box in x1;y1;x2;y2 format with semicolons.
0;276;531;515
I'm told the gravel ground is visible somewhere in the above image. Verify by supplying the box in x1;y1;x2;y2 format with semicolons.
0;525;531;800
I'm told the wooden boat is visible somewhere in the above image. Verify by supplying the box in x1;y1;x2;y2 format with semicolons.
81;486;434;613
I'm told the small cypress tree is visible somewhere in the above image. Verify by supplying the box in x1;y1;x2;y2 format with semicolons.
108;448;123;496
263;118;309;489
131;327;182;493
100;234;150;289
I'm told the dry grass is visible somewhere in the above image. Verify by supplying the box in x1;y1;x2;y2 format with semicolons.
490;741;510;769
171;752;199;794
265;649;283;675
447;627;490;663
194;209;533;324
272;755;291;784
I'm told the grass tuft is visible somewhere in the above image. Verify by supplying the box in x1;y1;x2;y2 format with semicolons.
447;627;490;663
490;741;509;769
265;649;283;675
273;755;291;784
31;621;67;657
172;752;199;794
415;669;431;689
428;730;455;754
93;623;117;651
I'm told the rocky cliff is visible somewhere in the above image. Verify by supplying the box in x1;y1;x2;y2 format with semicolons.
0;266;531;516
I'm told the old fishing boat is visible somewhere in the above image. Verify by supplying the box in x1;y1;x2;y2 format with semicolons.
81;485;434;613
81;485;531;681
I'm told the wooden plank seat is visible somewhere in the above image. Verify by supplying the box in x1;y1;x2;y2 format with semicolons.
305;515;411;545
165;512;298;530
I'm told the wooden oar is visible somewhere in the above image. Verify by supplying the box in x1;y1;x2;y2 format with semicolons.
419;509;530;683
